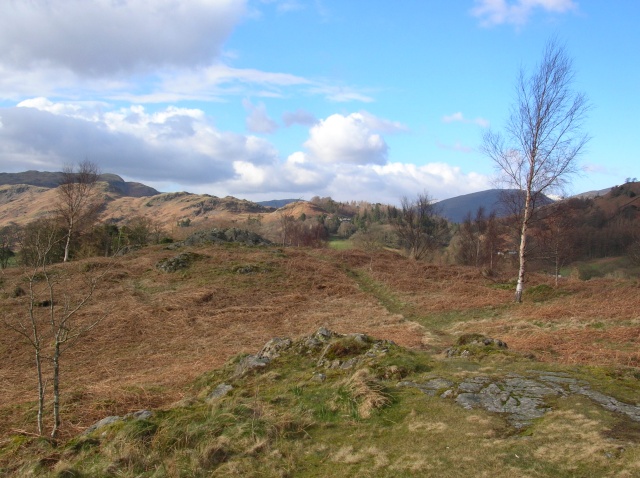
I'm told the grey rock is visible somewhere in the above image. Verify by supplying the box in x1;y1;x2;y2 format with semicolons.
347;333;369;344
258;337;292;360
234;355;270;377
458;377;490;393
207;383;234;401
305;337;322;349
451;371;640;428
397;379;455;397
425;378;455;390
156;252;200;273
441;389;454;399
315;327;335;341
84;416;123;434
340;357;360;369
456;393;484;409
572;386;640;421
313;373;326;382
126;410;153;421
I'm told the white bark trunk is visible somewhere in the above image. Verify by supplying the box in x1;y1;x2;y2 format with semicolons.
515;189;533;303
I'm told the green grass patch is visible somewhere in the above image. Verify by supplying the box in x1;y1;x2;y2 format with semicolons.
328;237;353;251
344;268;409;318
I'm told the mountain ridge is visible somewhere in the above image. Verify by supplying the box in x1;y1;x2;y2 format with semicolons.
0;170;629;228
0;170;159;198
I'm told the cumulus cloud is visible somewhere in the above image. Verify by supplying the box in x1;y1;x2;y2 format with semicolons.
442;112;489;128
471;0;578;27
309;162;491;205
0;99;282;185
243;99;279;134
220;151;333;195
0;98;491;205
304;113;389;165
0;0;246;77
211;157;491;205
0;0;370;106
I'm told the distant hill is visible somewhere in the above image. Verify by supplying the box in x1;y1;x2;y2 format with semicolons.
0;170;159;197
435;189;554;223
0;174;275;229
570;187;612;200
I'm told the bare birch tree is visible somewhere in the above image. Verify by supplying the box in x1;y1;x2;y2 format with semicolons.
5;222;114;438
57;160;101;262
4;223;60;434
481;39;590;302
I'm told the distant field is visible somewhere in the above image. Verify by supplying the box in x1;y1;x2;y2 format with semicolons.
328;236;353;250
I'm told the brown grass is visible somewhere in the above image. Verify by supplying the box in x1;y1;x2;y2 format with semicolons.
1;244;639;441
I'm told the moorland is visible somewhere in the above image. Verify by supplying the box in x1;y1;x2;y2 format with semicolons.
0;172;639;477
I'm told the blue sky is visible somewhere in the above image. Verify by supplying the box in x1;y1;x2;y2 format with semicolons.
0;0;637;205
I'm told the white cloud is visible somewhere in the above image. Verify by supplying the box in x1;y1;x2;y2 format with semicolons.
322;162;491;205
471;0;577;27
0;99;280;185
443;112;489;128
211;157;492;205
0;0;246;77
217;151;332;196
0;1;371;106
243;99;279;134
102;64;311;104
304;113;389;165
308;85;376;103
0;99;492;205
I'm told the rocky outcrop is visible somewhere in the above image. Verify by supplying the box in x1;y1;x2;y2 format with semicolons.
444;333;508;358
400;371;640;428
155;252;202;272
167;228;271;249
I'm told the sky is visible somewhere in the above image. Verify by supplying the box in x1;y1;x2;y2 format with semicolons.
0;0;637;205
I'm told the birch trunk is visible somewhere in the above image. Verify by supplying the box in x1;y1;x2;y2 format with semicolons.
51;344;61;438
515;188;533;303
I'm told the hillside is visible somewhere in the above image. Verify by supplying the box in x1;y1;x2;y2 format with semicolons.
436;189;555;223
0;171;159;197
0;183;277;229
1;243;639;476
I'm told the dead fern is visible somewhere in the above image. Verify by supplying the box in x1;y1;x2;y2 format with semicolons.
347;368;390;419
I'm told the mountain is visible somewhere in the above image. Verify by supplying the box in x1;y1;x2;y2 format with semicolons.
0;170;159;197
435;189;555;223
